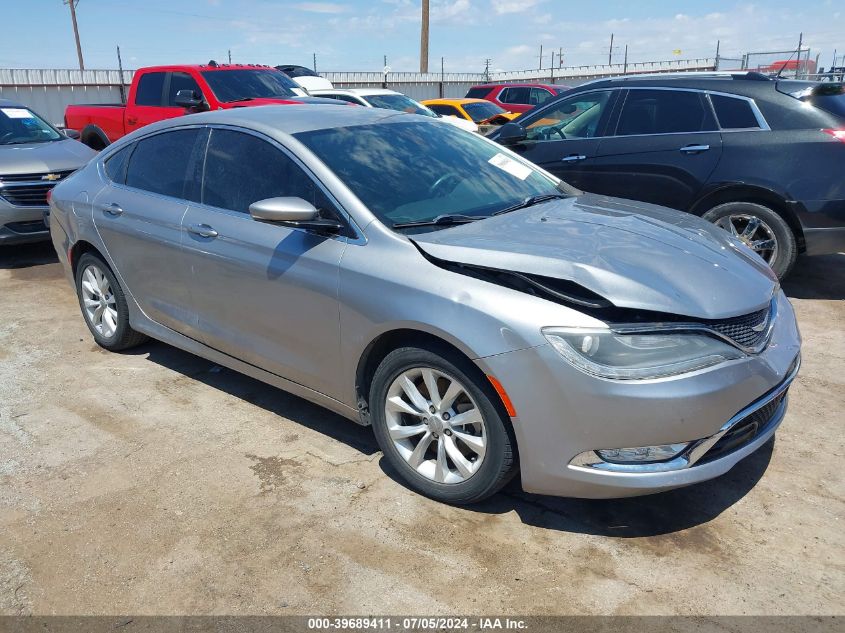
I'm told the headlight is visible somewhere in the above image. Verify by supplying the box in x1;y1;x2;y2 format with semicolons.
542;327;744;380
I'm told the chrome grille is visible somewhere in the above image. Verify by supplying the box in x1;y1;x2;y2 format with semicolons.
0;170;74;207
706;306;771;349
700;391;787;463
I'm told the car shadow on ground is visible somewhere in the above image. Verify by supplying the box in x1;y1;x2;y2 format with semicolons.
136;338;774;538
0;241;58;269
135;341;380;457
378;439;773;538
782;253;845;300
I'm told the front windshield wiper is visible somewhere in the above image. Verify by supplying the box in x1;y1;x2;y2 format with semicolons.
392;214;487;229
493;193;570;216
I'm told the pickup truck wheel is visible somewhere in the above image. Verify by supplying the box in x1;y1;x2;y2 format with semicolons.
703;202;797;279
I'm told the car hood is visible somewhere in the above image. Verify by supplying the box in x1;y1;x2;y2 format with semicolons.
0;138;96;175
410;194;777;320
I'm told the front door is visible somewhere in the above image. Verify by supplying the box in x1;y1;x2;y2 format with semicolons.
92;127;203;334
180;127;349;399
589;88;724;210
509;89;619;192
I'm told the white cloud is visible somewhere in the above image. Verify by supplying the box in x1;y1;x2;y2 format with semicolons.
491;0;543;14
292;2;349;13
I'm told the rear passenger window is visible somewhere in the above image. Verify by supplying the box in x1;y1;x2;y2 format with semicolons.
500;87;531;104
103;144;132;184
617;90;717;135
134;72;166;106
125;129;201;198
201;129;335;215
710;94;761;129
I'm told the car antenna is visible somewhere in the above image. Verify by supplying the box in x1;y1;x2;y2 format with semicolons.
775;47;799;79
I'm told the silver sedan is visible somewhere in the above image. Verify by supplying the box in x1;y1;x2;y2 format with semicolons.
48;105;801;503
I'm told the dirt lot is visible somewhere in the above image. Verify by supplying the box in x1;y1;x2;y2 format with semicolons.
0;242;842;616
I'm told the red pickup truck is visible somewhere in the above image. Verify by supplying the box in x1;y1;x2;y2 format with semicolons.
65;63;344;149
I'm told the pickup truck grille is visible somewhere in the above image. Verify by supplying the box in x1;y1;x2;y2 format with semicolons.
0;170;75;207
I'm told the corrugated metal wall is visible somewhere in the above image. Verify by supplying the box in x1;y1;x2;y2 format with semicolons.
1;59;716;126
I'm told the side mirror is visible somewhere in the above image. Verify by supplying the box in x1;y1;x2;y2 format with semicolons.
497;121;527;145
249;197;343;234
175;89;208;111
63;128;81;140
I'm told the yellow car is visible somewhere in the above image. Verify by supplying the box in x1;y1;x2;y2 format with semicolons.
421;98;520;132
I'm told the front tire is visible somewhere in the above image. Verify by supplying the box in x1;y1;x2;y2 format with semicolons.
370;346;517;504
702;202;797;279
75;252;147;351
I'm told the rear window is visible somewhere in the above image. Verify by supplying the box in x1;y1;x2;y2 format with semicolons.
710;94;761;129
134;72;165;106
801;85;845;118
465;87;491;99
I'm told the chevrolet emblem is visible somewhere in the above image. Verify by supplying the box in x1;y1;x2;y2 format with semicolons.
41;173;62;182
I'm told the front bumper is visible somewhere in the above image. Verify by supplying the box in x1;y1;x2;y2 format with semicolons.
481;290;801;498
0;203;50;245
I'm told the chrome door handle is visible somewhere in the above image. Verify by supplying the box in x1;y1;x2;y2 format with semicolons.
188;223;218;238
100;202;123;216
562;154;587;162
680;144;710;154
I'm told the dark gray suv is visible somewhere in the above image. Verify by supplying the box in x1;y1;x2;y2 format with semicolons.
491;73;845;278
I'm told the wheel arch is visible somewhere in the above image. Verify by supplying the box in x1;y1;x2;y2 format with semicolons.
80;125;110;151
354;328;506;425
69;240;106;276
690;184;806;251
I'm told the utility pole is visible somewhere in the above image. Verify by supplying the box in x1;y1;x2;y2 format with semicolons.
64;0;84;70
608;33;614;65
228;49;232;64
715;39;721;70
116;45;125;104
623;45;628;74
796;32;803;78
539;44;543;70
483;58;491;83
313;52;317;72
440;56;445;98
559;47;563;68
420;0;430;73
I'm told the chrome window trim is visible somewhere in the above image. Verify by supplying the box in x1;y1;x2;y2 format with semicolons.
569;353;800;473
95;123;365;244
519;85;771;139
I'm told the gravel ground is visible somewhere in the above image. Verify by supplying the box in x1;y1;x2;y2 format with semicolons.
0;242;842;616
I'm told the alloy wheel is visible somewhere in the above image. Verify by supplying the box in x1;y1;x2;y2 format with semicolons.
80;264;119;338
384;367;487;484
716;213;779;266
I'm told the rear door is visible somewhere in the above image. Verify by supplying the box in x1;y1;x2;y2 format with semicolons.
507;89;618;192
92;127;203;335
590;88;723;210
180;127;349;399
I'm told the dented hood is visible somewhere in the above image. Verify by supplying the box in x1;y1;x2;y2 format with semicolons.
410;194;777;320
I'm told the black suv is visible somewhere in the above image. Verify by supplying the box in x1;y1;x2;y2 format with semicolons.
490;73;845;278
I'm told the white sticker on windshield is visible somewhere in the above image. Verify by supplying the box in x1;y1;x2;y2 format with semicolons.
1;108;34;119
488;152;532;181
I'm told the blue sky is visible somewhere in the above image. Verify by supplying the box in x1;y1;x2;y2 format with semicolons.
2;1;842;72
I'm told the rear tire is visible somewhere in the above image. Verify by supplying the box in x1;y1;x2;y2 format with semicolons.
370;345;517;504
702;201;797;279
75;252;148;351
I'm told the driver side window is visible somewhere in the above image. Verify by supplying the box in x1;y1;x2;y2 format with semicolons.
524;91;613;142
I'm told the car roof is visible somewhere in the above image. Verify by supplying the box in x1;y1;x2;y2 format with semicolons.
0;98;27;108
569;72;788;97
121;104;426;142
423;98;489;105
470;83;562;89
136;63;278;73
313;88;402;97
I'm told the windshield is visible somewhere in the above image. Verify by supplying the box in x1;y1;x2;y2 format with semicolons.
295;120;560;230
201;69;299;102
0;106;62;145
364;93;437;117
462;101;508;122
